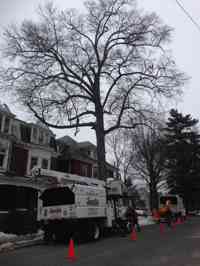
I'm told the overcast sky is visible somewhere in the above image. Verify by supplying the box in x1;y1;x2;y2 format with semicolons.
0;0;199;144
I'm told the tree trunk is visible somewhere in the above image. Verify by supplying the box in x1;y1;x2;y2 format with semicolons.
149;181;159;210
95;100;107;180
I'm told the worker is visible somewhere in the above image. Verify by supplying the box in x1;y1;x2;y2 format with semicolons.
125;206;141;232
165;199;172;226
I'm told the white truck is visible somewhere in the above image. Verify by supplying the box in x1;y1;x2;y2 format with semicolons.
33;168;132;242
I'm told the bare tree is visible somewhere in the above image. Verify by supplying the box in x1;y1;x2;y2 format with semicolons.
1;0;185;179
106;129;133;180
129;121;167;210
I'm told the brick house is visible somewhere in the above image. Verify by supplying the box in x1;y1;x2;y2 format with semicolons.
0;104;115;179
0;103;116;233
0;104;57;233
52;135;115;179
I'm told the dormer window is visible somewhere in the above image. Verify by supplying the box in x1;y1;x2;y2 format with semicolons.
87;150;95;159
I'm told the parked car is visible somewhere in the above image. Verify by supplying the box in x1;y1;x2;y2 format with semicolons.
188;210;200;216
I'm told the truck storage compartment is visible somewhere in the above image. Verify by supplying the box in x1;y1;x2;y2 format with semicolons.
40;187;75;206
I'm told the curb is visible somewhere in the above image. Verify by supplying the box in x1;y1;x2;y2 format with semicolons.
15;237;44;249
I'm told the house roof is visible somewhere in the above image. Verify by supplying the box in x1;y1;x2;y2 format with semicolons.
35;120;51;131
57;135;116;170
78;141;96;149
0;103;15;117
57;135;78;146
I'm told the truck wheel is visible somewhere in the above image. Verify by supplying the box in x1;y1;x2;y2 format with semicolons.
54;232;64;242
90;223;101;241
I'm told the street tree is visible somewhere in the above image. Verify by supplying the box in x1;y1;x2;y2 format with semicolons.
106;129;133;181
1;0;185;179
129;121;167;210
165;109;200;211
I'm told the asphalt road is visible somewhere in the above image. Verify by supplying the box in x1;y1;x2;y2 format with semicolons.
1;217;200;266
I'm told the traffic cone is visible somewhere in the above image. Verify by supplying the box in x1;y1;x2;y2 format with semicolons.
130;227;137;241
176;217;181;225
67;238;76;261
159;223;165;234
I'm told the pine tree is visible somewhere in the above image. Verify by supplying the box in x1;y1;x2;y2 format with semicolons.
165;109;200;211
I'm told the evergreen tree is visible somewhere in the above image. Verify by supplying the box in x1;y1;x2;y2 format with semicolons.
165;109;200;211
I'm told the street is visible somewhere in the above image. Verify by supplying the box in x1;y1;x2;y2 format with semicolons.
1;217;200;266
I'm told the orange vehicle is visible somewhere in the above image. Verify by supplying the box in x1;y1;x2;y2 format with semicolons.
152;200;172;226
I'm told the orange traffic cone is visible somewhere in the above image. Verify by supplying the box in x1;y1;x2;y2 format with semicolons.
67;238;76;261
159;223;165;234
130;227;137;241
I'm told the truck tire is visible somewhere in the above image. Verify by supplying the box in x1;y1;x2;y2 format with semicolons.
54;231;65;242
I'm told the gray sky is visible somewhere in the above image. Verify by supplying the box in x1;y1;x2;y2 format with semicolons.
0;0;199;144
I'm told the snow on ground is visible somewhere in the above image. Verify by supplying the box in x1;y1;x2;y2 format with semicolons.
0;230;44;252
0;232;18;245
0;218;154;252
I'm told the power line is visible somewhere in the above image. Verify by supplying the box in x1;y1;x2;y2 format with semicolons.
175;0;200;33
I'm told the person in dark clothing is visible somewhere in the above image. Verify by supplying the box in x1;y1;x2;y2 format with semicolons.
125;206;141;232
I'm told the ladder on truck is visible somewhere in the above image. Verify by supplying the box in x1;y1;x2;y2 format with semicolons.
31;167;106;188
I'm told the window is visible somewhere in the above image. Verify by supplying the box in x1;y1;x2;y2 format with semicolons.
32;127;38;143
0;143;6;168
4;117;10;134
42;158;48;169
20;124;31;143
39;130;44;144
30;157;38;171
0;154;4;167
11;124;19;138
80;164;88;176
93;167;98;178
10;146;28;176
43;132;49;145
50;137;57;150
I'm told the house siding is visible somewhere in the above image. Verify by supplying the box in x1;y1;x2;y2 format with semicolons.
70;159;92;177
